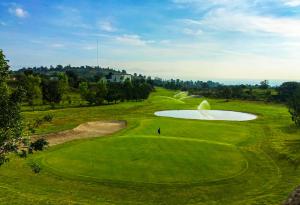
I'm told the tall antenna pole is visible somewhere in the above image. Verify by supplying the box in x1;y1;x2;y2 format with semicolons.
97;39;99;67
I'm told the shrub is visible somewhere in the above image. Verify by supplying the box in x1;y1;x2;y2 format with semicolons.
30;138;49;151
43;114;54;122
30;162;41;173
287;88;300;127
33;118;44;128
19;150;27;158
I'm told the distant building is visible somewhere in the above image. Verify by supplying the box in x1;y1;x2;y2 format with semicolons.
49;76;59;81
107;74;132;83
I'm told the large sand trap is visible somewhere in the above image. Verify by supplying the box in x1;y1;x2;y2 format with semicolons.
33;121;126;146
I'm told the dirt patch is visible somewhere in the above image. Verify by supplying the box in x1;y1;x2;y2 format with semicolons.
284;186;300;205
32;121;126;146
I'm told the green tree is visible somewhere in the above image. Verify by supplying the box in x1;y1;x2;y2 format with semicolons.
65;70;79;88
231;86;243;98
106;83;121;104
21;74;42;110
221;87;232;102
139;83;152;100
0;50;25;165
259;80;269;89
57;72;69;97
41;73;68;106
41;79;63;106
278;82;300;102
79;82;96;105
287;88;300;127
122;79;133;100
95;79;107;105
79;82;89;101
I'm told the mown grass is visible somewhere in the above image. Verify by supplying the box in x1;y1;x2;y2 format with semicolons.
0;87;299;204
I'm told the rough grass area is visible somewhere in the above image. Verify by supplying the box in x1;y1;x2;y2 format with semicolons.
0;87;300;204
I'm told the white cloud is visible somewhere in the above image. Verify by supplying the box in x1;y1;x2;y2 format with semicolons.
82;45;96;50
172;0;246;9
99;21;116;32
182;9;300;38
0;21;6;26
50;43;65;48
116;35;152;46
183;28;203;36
283;0;300;7
173;0;235;5
52;6;90;29
9;7;28;18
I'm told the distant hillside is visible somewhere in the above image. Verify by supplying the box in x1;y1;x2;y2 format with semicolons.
14;65;126;82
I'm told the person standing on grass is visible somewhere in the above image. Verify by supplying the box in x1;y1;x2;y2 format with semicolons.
158;127;161;135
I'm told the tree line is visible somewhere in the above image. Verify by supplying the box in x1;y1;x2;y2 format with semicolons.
78;78;153;105
10;66;154;109
155;78;300;127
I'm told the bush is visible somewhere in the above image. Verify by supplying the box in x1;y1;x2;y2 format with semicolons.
19;150;27;158
30;162;41;173
33;118;44;128
30;138;49;151
0;155;9;165
287;88;300;127
28;114;54;134
43;114;54;122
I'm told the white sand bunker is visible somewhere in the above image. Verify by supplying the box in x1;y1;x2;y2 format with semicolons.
155;110;257;121
33;121;126;146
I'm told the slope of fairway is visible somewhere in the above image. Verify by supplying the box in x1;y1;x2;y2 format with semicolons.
40;135;247;184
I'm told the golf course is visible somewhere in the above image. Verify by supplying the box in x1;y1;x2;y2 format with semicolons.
0;87;299;204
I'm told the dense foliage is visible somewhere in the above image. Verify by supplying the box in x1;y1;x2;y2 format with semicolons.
16;64;125;82
30;138;49;151
12;65;154;108
0;50;25;165
287;87;300;126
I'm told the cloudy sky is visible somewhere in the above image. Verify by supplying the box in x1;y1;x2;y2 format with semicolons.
1;0;300;81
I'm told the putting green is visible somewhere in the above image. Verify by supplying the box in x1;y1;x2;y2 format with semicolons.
41;135;247;184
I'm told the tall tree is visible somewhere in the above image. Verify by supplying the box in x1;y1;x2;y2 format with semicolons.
259;80;269;89
95;79;107;105
278;82;300;102
66;70;79;88
42;79;63;105
106;82;121;104
57;72;69;96
221;87;232;102
287;88;300;127
79;82;96;105
122;79;133;100
0;50;25;165
20;74;42;110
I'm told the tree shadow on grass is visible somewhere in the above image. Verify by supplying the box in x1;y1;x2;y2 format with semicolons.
281;124;300;134
282;139;300;169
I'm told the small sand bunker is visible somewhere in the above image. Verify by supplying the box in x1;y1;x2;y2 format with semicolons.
33;121;126;146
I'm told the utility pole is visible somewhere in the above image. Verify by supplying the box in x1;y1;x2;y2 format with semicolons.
97;39;99;67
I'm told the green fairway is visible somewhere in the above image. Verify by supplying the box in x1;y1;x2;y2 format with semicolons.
0;88;300;204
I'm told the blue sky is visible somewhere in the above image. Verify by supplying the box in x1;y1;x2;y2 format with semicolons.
1;0;300;81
